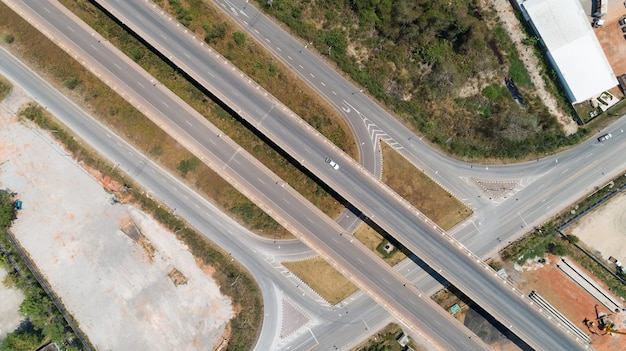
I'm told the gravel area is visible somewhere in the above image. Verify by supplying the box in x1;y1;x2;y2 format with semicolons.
0;268;24;343
568;191;626;263
0;86;233;350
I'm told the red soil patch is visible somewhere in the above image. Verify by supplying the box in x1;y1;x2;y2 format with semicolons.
517;255;626;351
81;162;132;203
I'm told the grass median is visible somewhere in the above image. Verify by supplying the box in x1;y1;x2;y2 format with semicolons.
283;256;358;305
354;142;472;266
285;142;473;304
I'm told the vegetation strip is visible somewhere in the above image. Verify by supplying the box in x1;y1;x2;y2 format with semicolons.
501;173;626;299
1;194;89;351
253;0;591;160
283;257;358;305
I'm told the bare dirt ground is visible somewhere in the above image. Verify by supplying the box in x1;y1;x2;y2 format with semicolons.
487;0;578;134
0;87;233;350
567;191;626;263
507;255;626;351
594;1;626;77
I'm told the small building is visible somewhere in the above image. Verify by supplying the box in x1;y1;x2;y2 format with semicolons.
397;332;410;347
520;0;618;104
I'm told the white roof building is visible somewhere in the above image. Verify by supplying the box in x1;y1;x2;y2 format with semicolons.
521;0;617;104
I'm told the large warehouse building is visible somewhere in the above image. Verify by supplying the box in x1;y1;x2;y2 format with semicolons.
521;0;617;104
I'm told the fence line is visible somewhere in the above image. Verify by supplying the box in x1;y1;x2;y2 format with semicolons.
2;228;94;350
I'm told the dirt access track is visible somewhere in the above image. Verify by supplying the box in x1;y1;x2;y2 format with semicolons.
0;87;233;349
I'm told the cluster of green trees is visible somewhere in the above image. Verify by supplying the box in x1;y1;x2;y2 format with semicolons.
0;191;82;351
0;191;15;228
259;0;577;159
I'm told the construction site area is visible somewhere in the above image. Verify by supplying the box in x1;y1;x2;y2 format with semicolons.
0;86;233;350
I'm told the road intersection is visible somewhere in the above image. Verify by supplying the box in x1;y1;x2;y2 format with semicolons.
6;1;490;349
4;0;626;350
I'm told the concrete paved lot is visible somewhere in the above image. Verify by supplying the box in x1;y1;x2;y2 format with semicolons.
0;268;24;343
569;191;626;263
0;87;232;350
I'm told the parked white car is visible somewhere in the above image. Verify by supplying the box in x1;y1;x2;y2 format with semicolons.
597;133;612;142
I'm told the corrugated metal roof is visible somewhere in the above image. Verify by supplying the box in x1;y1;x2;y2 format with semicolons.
522;0;617;103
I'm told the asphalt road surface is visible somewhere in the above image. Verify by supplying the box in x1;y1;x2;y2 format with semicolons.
7;1;494;349
0;44;318;351
208;0;626;348
84;1;597;350
9;0;624;350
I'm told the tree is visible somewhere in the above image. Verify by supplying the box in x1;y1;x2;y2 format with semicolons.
0;191;15;228
0;331;42;351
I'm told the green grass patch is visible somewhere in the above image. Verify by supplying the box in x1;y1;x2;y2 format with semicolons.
62;77;81;90
255;0;578;160
283;257;358;305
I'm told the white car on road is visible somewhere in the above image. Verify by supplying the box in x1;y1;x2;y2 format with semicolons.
325;157;339;170
597;133;612;142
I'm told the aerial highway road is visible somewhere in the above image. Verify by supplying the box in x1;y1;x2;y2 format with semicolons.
81;1;597;350
13;1;624;350
204;0;626;348
0;45;302;351
6;1;492;349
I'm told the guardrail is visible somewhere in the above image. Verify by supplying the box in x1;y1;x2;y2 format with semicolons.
558;181;626;286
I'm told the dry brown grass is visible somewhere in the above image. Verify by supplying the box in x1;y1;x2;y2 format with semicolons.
167;267;189;286
353;224;406;266
283;256;358;305
0;74;11;101
381;142;472;231
351;142;472;268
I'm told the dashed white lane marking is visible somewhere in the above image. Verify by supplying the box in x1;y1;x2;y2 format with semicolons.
309;73;315;78
265;38;271;43
276;47;282;52
287;55;293;60
332;91;337;95
185;120;192;126
298;64;304;69
320;82;326;86
254;29;259;34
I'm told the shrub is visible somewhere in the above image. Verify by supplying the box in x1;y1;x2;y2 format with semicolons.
177;157;200;177
233;31;246;46
62;77;81;90
2;32;14;44
203;22;226;44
